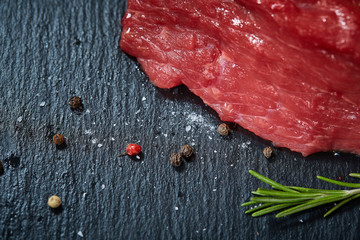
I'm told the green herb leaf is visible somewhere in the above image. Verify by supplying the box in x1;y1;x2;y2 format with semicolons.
241;201;257;207
253;188;323;198
251;196;314;204
243;170;360;218
249;170;299;193
317;176;360;188
275;195;348;218
287;186;345;194
349;173;360;179
245;203;274;214
252;203;298;217
323;193;360;218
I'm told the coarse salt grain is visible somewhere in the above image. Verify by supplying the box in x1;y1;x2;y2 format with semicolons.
77;231;84;237
84;129;93;135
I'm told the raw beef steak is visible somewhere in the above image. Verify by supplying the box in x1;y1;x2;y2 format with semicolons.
120;0;360;156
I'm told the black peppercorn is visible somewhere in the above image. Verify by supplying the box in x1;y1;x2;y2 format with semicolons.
180;144;194;158
69;96;82;109
170;153;183;167
263;146;274;159
217;123;230;136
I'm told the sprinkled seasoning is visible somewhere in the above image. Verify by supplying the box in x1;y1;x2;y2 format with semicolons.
69;96;82;109
48;195;62;208
217;123;230;136
77;231;84;238
170;153;183;167
180;144;194;158
53;134;65;145
263;146;274;159
126;143;142;156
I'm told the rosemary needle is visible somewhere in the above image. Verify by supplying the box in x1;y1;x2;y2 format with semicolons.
317;176;360;188
245;203;274;214
243;170;360;218
323;193;360;217
249;170;299;193
349;173;360;179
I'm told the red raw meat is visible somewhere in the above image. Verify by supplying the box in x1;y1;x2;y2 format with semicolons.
120;0;360;156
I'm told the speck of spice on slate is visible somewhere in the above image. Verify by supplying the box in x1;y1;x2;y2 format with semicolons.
68;96;82;109
126;143;142;156
180;144;194;158
263;146;274;159
48;195;62;208
217;123;230;136
53;134;65;145
170;153;183;167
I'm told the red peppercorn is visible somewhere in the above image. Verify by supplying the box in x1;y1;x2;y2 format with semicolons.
126;143;142;156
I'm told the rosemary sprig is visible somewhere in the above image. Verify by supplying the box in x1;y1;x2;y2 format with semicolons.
242;170;360;218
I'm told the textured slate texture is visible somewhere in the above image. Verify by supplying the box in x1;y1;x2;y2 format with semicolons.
0;0;360;239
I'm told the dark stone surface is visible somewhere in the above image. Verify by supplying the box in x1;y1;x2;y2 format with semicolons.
0;0;359;239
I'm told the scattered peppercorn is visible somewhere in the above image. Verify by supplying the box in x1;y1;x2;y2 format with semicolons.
53;134;65;145
0;161;4;174
48;195;62;208
180;144;194;158
69;96;82;109
338;177;342;181
170;153;183;167
263;146;274;159
126;143;142;156
217;123;230;136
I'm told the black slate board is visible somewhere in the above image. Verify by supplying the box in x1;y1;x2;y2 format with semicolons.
1;0;360;239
